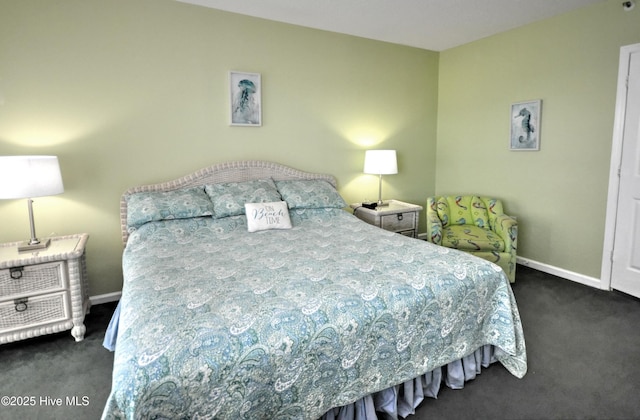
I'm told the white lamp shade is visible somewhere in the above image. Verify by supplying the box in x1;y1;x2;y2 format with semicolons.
0;156;64;199
363;150;398;175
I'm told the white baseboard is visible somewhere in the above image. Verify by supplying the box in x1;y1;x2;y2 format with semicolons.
90;291;121;305
417;233;603;289
516;256;604;290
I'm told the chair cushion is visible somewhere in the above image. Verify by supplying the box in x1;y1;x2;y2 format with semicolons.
442;225;505;252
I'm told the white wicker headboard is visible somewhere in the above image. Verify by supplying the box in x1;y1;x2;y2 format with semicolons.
119;160;337;245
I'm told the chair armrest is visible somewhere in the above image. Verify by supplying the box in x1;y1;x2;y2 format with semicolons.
426;197;443;244
493;214;518;253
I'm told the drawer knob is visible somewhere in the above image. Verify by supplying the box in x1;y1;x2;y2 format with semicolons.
10;267;24;280
14;298;28;312
397;213;404;221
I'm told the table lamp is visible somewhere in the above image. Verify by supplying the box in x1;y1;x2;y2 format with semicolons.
0;156;64;251
364;149;397;207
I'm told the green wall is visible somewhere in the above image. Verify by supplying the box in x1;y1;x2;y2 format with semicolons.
2;0;639;296
0;0;439;295
437;0;640;279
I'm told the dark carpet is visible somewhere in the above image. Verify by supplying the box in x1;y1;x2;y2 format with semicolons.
414;266;640;420
1;265;639;420
0;301;117;420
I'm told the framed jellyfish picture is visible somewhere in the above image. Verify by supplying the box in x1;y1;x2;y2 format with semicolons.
510;99;541;151
229;71;262;126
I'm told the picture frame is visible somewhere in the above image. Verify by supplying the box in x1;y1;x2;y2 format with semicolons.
229;71;262;126
510;99;541;151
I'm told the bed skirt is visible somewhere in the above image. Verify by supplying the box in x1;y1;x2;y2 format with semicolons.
104;305;496;420
322;344;497;420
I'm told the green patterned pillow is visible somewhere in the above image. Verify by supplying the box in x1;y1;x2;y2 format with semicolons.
437;196;496;229
470;196;491;229
275;179;346;209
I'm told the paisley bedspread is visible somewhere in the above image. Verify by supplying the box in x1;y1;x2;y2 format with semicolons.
102;208;526;419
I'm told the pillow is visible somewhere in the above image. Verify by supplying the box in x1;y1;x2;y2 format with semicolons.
244;201;292;232
275;179;346;209
205;178;282;218
126;187;213;229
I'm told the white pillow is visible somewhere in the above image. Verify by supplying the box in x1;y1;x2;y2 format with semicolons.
244;201;292;232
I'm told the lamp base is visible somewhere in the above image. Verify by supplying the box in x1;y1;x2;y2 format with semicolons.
18;238;51;252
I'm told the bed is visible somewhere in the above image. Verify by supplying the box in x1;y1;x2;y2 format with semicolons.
101;160;526;419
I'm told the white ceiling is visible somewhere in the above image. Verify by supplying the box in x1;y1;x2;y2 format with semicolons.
177;0;606;51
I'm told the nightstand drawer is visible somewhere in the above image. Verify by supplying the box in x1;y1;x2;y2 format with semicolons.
0;262;66;300
380;212;416;232
0;291;70;333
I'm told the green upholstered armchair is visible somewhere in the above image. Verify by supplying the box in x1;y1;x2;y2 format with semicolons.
426;196;517;282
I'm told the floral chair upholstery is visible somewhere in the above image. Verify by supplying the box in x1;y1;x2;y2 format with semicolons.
426;196;517;282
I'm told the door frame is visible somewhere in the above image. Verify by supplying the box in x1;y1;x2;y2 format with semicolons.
601;43;640;290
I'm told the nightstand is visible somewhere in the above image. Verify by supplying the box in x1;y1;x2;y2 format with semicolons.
351;200;423;238
0;234;90;344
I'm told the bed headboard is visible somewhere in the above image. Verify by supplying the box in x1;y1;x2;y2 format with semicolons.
119;160;337;245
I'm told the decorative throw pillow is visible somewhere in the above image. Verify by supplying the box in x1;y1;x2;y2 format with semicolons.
126;187;214;229
244;201;292;232
205;179;282;218
275;179;346;209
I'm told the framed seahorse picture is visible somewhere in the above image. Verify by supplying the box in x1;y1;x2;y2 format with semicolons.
229;71;262;126
510;99;541;150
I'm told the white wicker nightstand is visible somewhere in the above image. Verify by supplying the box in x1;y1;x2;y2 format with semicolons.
351;200;423;238
0;234;90;344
